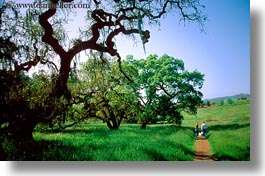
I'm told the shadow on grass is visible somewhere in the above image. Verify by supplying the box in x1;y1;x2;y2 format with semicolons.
1;125;195;161
207;123;250;132
206;123;250;161
37;126;109;135
0;137;97;161
212;145;250;161
143;148;168;161
1;137;49;160
212;153;250;161
142;139;195;161
36;124;187;140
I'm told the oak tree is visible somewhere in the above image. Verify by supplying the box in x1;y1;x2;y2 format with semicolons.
39;0;207;100
127;54;204;129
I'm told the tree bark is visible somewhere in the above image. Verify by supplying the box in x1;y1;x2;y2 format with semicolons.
106;121;118;130
53;57;72;100
141;122;147;129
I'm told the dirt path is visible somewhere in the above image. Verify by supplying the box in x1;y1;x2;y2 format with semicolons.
193;136;215;161
193;115;239;161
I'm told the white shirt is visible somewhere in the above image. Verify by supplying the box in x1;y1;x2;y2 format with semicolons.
201;123;207;130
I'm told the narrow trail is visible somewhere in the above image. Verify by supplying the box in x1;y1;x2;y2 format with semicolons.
193;136;215;161
193;115;238;161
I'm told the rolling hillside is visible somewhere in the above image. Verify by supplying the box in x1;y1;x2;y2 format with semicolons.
204;93;250;104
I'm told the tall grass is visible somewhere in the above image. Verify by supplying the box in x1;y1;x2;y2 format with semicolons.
31;124;195;161
208;124;250;160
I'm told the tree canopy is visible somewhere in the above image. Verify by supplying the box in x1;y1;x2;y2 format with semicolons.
123;54;204;128
38;0;207;99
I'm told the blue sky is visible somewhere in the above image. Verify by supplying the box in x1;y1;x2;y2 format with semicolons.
117;0;250;99
14;0;250;99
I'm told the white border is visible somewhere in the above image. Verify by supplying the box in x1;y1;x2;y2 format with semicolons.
1;0;264;175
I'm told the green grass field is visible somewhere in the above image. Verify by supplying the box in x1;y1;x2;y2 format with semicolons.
2;100;250;161
32;124;195;161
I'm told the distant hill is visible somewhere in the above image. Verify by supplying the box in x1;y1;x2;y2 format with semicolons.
204;93;250;103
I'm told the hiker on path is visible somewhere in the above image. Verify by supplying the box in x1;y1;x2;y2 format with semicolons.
194;122;199;136
201;121;207;137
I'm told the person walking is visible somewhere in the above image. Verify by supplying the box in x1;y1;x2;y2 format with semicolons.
201;121;207;137
194;122;199;136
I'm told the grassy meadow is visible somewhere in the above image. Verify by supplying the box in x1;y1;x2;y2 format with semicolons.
33;125;195;161
1;100;250;161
